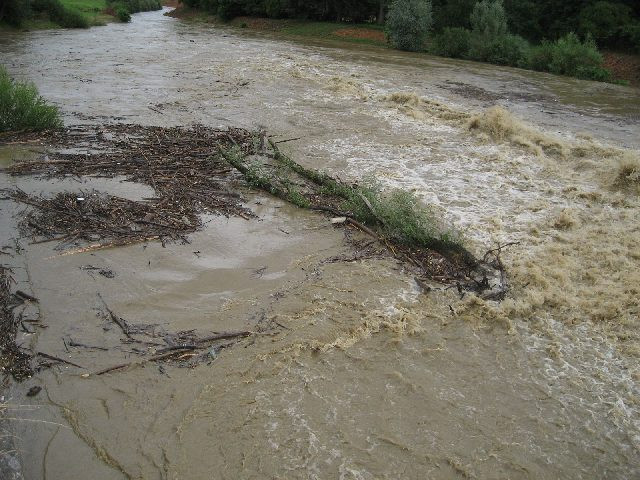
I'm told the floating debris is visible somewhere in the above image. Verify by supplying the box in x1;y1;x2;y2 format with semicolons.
0;266;34;382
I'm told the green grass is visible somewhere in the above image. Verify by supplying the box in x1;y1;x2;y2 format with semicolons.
0;65;62;132
221;143;464;256
169;8;389;48
290;163;462;252
58;0;113;26
0;0;115;30
63;0;106;13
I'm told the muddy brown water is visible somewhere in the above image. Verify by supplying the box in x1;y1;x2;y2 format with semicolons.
1;8;640;479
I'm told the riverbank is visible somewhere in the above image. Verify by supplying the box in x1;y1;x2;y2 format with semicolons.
0;0;114;30
603;50;640;87
166;6;388;47
167;5;640;87
0;0;164;31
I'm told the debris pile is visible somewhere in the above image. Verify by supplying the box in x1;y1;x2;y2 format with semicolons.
10;189;196;248
0;266;34;381
5;124;254;249
3;124;508;295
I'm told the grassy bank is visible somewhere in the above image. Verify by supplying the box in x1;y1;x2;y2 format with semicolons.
0;0;161;31
167;7;388;48
56;0;112;24
0;0;111;29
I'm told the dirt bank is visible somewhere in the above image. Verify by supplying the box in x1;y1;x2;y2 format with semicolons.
603;50;640;87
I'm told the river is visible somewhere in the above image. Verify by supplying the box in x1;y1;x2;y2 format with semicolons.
1;8;639;479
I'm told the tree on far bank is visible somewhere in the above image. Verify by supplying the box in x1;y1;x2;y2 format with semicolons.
385;0;433;51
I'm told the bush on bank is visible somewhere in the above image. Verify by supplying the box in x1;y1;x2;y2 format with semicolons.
106;0;161;23
430;0;612;81
32;0;90;28
385;0;433;52
528;33;611;81
0;65;62;132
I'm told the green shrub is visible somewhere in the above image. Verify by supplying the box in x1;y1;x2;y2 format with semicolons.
107;0;161;14
356;184;458;249
51;6;89;28
433;0;474;31
196;0;219;14
116;6;131;21
548;33;604;77
0;66;62;132
470;0;507;37
0;0;31;27
528;33;611;81
386;0;433;52
502;0;543;42
575;65;612;82
216;0;243;20
431;27;471;58
528;40;554;71
468;31;529;66
32;0;89;28
465;0;528;67
137;0;161;12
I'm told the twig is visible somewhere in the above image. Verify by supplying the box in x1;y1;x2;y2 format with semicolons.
14;290;38;302
94;348;193;375
273;137;302;145
97;293;131;338
36;352;84;369
68;339;108;351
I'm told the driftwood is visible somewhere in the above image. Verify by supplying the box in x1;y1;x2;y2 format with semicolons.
14;290;38;302
36;352;84;369
93;330;252;376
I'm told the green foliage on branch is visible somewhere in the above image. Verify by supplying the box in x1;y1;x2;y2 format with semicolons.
385;0;433;51
430;0;613;82
529;33;611;81
106;0;161;22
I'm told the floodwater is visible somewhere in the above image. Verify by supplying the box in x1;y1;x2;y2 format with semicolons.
1;8;640;479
